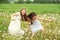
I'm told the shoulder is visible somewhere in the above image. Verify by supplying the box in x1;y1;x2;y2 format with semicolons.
34;19;41;24
11;12;20;17
33;19;39;24
11;12;19;15
34;19;40;22
16;12;20;15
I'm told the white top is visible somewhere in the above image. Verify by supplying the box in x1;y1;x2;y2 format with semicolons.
30;19;43;33
11;12;21;21
8;12;25;35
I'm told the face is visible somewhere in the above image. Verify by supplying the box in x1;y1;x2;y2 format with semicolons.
21;9;26;15
32;16;36;21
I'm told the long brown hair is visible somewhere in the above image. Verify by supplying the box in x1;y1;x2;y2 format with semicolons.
20;8;27;21
27;12;36;24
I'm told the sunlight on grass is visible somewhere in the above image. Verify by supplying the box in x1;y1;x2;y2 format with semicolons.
0;4;60;40
0;12;60;40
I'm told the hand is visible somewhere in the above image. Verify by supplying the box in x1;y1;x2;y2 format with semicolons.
47;18;53;22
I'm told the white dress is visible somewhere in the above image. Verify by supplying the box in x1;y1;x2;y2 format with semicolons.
30;19;43;33
8;12;25;36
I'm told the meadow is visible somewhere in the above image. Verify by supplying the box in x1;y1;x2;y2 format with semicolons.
0;4;60;40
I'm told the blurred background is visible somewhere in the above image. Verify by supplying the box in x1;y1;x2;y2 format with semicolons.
0;0;60;4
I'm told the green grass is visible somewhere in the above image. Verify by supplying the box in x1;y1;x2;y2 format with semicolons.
0;4;60;14
0;4;60;40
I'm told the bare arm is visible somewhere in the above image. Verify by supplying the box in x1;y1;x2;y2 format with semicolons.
12;13;19;17
37;16;53;22
11;12;20;21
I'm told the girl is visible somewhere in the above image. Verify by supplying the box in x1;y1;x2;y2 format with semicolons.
28;12;52;38
27;12;44;34
8;8;27;36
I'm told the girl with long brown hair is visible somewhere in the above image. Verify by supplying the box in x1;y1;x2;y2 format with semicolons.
8;8;28;36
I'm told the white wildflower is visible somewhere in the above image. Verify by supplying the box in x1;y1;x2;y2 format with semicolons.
25;37;29;40
49;30;52;32
54;39;56;40
3;39;6;40
2;34;5;37
46;39;49;40
58;30;60;33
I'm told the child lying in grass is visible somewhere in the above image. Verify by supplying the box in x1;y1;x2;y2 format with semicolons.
27;12;53;38
27;12;44;38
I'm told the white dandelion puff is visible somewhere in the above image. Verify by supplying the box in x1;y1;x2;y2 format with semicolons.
54;39;56;40
46;39;49;40
58;30;60;33
49;30;52;32
25;37;29;40
2;34;5;37
3;39;6;40
17;38;20;40
20;36;23;39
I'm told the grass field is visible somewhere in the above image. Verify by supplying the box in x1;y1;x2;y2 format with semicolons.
0;4;60;40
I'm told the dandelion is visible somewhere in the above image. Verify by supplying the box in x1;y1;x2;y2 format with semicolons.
20;36;23;39
55;35;57;39
45;39;49;40
43;14;47;17
2;34;5;38
54;39;56;40
49;30;52;32
55;32;58;35
17;38;20;40
0;30;2;32
25;37;29;40
52;31;55;34
3;39;6;40
3;14;6;17
56;14;59;16
58;30;60;33
28;31;31;35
